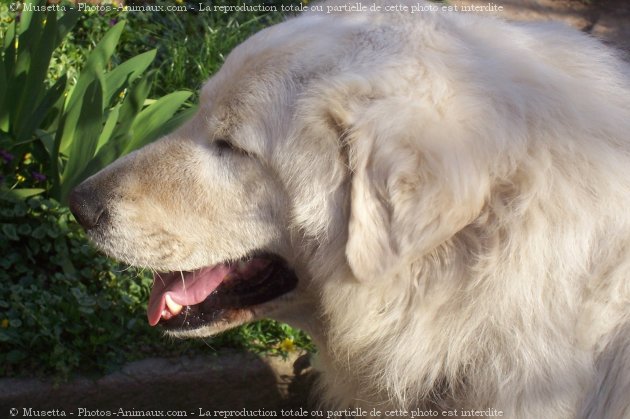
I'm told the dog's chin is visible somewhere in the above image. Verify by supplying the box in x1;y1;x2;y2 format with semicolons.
147;252;299;335
163;308;255;338
163;298;292;338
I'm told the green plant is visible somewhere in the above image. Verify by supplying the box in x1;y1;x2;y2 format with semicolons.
117;1;287;100
0;0;196;203
0;195;312;378
0;195;156;376
232;319;315;358
0;2;314;379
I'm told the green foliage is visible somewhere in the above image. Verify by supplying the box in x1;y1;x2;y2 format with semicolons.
0;195;154;376
0;0;196;203
0;1;314;379
0;195;312;378
232;320;315;358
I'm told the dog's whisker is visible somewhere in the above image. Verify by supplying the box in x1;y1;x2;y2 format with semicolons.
200;337;215;351
155;272;166;287
179;269;186;293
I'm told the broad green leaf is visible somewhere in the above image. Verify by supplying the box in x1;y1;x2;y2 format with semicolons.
60;80;104;203
2;223;19;241
124;91;192;153
104;50;156;105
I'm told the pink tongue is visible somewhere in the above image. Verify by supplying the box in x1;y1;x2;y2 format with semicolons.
147;265;232;326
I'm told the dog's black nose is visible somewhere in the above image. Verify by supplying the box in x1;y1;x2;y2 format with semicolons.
68;186;107;230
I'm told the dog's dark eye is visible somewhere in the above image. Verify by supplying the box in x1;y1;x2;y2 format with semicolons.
214;139;234;151
214;139;235;153
213;138;251;158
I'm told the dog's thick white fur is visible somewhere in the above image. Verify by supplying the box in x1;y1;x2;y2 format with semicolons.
74;1;630;417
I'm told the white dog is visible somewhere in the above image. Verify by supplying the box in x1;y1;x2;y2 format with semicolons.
70;1;630;417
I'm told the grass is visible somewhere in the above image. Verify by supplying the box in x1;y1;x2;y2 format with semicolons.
120;6;287;100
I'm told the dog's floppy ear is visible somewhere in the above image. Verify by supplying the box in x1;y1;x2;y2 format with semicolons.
335;95;491;282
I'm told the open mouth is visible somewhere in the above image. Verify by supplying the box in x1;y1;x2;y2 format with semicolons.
148;253;298;330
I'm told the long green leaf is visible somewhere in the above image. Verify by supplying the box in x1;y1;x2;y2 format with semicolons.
152;105;198;139
83;20;126;74
104;50;156;105
106;74;153;151
59;21;125;154
16;0;40;36
34;129;56;157
1;17;16;133
0;188;45;201
5;2;46;133
77;99;196;184
2;18;16;52
14;1;45;75
42;76;68;137
95;105;120;153
0;51;7;132
55;9;80;48
2;45;15;120
124;91;192;153
16;75;68;142
76;131;127;184
60;80;104;203
14;13;60;141
76;104;196;185
85;75;153;176
2;16;17;79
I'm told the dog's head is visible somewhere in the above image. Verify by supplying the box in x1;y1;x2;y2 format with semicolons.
70;11;499;339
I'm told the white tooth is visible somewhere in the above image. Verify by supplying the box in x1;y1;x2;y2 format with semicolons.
165;294;183;316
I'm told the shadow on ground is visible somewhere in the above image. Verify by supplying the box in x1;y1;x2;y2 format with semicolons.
0;351;316;413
